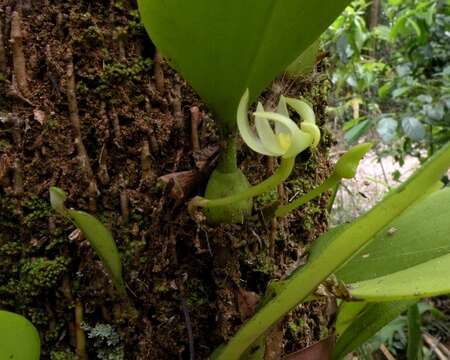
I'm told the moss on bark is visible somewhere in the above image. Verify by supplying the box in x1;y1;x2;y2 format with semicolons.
0;1;333;358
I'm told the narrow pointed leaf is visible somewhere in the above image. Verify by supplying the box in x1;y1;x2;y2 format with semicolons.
138;0;352;126
68;210;126;294
49;187;126;295
0;310;40;360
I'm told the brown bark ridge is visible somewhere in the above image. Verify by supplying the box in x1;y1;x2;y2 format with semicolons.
0;1;332;359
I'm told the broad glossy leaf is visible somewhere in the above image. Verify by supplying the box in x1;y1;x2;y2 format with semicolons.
0;310;40;360
337;188;450;283
332;301;414;360
138;0;352;128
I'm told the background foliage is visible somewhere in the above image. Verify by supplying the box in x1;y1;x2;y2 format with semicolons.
325;0;449;165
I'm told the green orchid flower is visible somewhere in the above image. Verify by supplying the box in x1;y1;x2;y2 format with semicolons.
189;90;371;221
237;89;320;159
189;90;321;216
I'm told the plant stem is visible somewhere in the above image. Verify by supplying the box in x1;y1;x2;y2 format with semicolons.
200;157;295;208
275;174;339;217
217;135;238;173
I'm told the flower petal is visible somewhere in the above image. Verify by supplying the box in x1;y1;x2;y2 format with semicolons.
237;90;279;156
253;112;313;158
301;122;321;148
275;95;291;135
255;102;285;155
285;98;316;124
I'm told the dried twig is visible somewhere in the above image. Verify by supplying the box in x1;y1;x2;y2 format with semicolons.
75;301;88;360
171;84;183;129
141;140;156;184
87;179;97;213
10;11;29;97
98;145;110;185
0;19;6;74
109;107;121;141
190;106;202;152
379;344;396;360
423;333;449;360
120;189;129;224
65;49;94;181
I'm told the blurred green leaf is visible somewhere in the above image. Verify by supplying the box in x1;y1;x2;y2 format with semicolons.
333;301;414;360
402;117;426;141
0;310;40;360
377;117;398;143
344;119;372;144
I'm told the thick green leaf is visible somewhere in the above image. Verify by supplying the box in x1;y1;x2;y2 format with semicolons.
348;252;450;301
68;210;126;295
332;301;414;360
138;0;352;128
49;187;126;295
0;310;40;360
337;188;450;283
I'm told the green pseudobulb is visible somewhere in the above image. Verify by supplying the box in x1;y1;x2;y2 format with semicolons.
204;169;253;225
0;310;40;360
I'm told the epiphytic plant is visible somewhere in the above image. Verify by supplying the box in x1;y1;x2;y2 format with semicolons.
50;187;126;295
136;1;450;359
138;0;353;224
189;90;321;223
190;90;373;222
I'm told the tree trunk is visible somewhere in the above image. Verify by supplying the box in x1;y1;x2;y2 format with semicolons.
0;1;332;359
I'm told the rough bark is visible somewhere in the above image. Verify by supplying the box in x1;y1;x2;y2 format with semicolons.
0;1;333;359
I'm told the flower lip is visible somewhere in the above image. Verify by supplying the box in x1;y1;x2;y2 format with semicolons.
237;89;321;158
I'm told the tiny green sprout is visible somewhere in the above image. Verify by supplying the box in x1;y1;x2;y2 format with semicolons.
274;143;372;217
334;143;373;179
49;186;68;216
49;187;126;295
189;90;320;216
